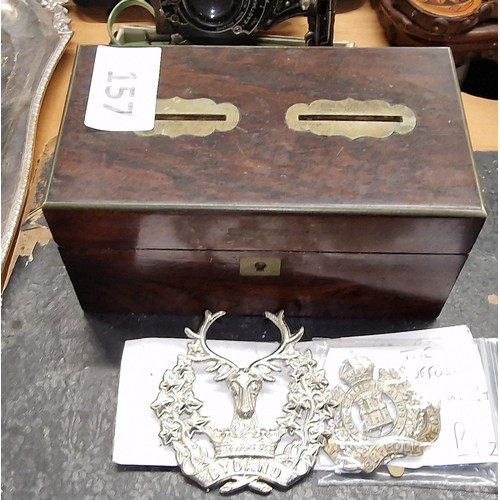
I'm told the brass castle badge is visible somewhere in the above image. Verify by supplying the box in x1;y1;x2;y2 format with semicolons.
324;357;441;473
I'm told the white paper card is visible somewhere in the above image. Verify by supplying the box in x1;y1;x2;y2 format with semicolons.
84;45;161;131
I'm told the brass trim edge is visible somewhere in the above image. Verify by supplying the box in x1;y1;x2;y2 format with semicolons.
42;200;487;218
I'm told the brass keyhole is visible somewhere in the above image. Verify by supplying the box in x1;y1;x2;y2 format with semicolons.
239;257;281;276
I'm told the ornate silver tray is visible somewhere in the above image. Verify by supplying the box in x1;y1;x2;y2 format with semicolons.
1;0;72;275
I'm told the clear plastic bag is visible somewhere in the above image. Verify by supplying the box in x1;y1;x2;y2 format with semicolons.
316;334;498;490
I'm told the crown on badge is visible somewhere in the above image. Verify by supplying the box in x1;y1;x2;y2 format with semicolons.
339;357;376;385
211;428;283;459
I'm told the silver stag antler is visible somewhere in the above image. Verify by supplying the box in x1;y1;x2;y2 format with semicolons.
184;310;303;425
184;310;239;382
249;311;304;382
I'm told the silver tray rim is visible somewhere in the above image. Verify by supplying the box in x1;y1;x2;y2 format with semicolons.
1;0;73;273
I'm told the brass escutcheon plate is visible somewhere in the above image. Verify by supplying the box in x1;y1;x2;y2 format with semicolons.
286;98;417;139
136;97;240;138
239;256;281;276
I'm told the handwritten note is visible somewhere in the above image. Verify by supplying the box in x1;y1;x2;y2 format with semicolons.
84;45;161;131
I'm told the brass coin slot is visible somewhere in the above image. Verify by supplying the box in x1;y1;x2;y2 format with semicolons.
298;114;403;123
137;97;239;138
240;257;281;277
286;98;416;139
155;113;227;121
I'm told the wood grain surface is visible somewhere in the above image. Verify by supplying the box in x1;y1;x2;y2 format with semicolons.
58;247;466;317
42;45;486;317
46;46;483;211
31;1;497;171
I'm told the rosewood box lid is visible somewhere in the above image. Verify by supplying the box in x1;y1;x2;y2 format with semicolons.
44;45;485;254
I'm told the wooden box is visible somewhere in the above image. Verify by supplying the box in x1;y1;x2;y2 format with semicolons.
43;45;485;318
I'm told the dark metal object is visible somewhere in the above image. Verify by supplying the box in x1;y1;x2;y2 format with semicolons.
151;0;335;45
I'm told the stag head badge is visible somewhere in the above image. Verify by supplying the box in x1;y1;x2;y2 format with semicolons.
151;310;337;494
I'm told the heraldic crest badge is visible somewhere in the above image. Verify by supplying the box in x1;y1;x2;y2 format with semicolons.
324;357;441;473
151;310;337;494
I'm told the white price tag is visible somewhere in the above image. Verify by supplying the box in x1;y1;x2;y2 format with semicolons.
84;45;161;131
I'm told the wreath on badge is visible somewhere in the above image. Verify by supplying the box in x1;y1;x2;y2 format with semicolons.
151;310;337;494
